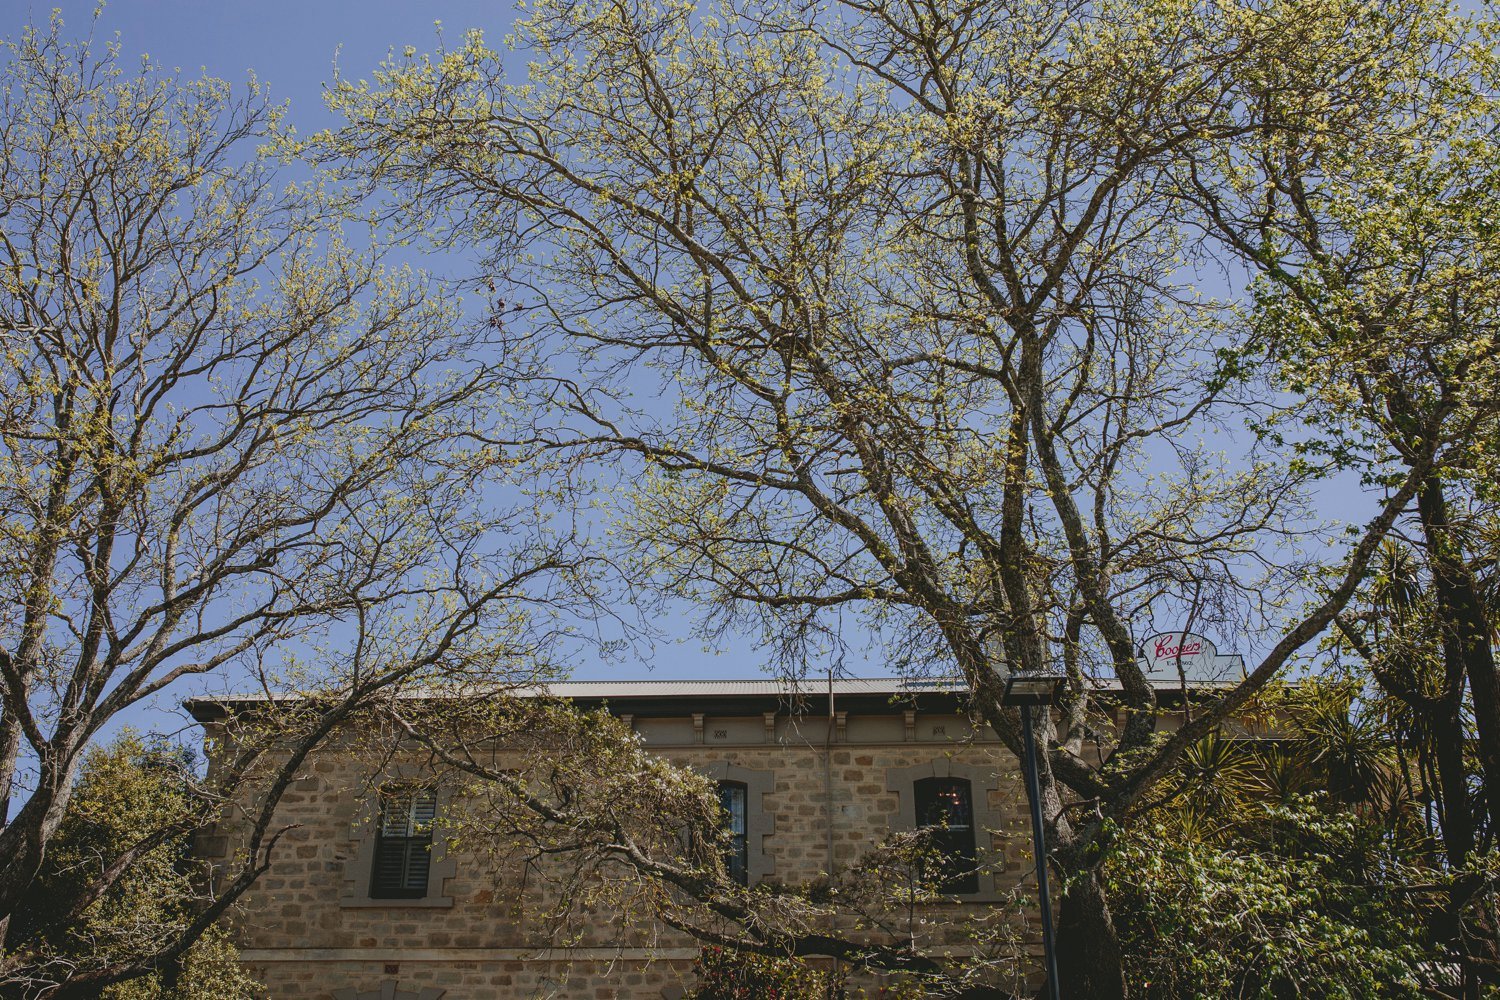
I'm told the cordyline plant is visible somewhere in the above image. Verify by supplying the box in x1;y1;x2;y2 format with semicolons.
0;15;600;997
307;0;1494;994
1108;678;1500;996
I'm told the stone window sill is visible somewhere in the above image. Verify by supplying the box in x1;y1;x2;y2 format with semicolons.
339;896;455;909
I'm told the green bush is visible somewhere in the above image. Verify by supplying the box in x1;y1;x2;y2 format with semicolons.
685;946;847;1000
5;732;260;999
1106;799;1439;999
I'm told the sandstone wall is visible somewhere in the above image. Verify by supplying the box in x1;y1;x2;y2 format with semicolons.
204;706;1046;999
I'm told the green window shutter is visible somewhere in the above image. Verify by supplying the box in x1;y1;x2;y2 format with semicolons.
370;788;437;898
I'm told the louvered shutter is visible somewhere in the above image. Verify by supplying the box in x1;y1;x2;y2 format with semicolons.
369;788;437;898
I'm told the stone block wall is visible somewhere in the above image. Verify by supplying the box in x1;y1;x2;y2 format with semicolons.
201;697;1045;999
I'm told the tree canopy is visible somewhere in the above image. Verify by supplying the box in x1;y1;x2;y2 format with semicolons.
0;15;599;995
3;0;1499;995
309;0;1499;993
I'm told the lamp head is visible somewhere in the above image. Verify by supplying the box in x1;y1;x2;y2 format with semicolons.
1001;672;1066;707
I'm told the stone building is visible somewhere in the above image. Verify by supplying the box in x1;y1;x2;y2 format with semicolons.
187;676;1197;999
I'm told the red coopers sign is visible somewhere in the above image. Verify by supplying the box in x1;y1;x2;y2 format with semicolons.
1138;631;1244;684
1152;635;1203;660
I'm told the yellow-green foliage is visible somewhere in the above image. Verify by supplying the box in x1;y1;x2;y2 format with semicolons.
0;8;587;991
103;927;260;1000
11;732;260;999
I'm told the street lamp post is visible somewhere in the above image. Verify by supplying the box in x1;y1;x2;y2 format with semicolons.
1002;671;1065;1000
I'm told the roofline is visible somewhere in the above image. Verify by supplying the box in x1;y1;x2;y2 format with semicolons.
183;675;1241;723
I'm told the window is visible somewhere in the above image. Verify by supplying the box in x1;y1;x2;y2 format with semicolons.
913;776;978;894
370;788;436;899
696;763;774;884
885;760;1000;899
341;780;454;907
717;780;749;886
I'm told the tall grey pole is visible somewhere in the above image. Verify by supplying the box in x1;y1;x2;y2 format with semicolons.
1021;703;1062;1000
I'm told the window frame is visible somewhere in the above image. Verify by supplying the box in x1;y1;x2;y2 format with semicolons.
885;759;1004;901
716;779;750;886
697;762;775;885
340;776;456;909
912;776;980;894
369;787;438;900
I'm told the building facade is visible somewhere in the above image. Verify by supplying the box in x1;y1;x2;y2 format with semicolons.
190;679;1078;999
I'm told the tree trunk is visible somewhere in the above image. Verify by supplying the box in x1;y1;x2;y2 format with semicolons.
1000;681;1129;1000
1055;866;1127;1000
1416;479;1500;841
1432;696;1474;864
0;746;83;937
1465;648;1500;844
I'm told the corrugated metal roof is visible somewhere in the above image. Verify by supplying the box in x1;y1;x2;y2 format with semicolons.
184;673;1238;719
523;677;919;698
184;676;928;708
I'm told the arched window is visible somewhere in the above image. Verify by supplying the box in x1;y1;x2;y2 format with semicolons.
913;776;978;894
717;780;749;886
698;762;773;884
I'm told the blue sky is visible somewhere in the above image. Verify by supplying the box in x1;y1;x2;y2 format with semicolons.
4;3;803;749
37;1;508;134
6;1;1368;745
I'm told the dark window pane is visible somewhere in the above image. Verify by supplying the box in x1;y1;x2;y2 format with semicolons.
370;788;436;899
913;777;978;894
717;781;749;886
